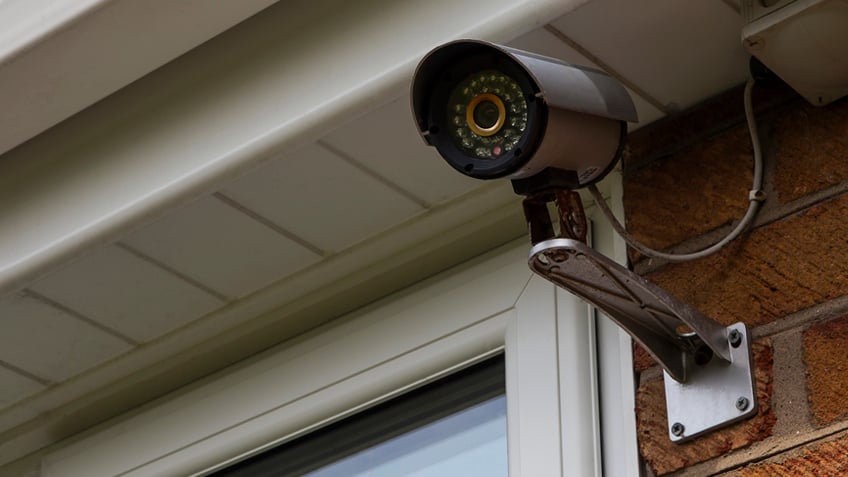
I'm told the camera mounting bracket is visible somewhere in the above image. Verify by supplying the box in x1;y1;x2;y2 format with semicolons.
523;190;757;442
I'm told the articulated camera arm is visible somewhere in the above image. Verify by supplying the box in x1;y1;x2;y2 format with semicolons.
522;188;757;442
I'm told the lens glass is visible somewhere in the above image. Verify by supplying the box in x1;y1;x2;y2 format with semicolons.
473;101;500;130
447;70;527;160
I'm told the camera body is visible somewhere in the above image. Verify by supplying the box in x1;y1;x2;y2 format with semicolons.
411;40;638;192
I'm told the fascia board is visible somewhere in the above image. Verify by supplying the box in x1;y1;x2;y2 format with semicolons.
0;0;588;297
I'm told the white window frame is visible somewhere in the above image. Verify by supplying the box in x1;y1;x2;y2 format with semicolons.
41;188;638;477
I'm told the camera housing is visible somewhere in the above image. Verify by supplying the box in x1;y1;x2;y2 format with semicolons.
411;40;638;192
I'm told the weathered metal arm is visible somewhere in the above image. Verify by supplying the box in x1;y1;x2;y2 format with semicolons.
529;237;730;382
522;190;757;442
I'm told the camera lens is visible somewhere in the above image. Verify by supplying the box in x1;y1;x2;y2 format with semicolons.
473;100;500;129
446;70;527;160
467;94;505;135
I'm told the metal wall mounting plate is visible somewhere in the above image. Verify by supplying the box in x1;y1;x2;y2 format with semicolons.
665;322;757;442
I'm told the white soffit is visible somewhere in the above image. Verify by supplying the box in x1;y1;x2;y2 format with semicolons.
0;294;131;384
0;367;42;410
320;96;481;206
121;195;322;300
220;143;426;253
506;28;665;127
551;0;749;111
29;246;224;343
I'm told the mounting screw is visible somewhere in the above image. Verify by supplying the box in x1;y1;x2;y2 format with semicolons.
728;329;742;348
671;422;685;437
736;397;750;411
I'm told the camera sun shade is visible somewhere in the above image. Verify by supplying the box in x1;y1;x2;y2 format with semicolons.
411;39;638;189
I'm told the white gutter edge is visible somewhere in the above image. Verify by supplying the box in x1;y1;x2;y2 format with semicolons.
0;0;109;65
0;0;281;156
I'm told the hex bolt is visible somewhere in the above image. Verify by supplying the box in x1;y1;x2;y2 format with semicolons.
736;397;750;411
728;329;743;348
671;422;685;437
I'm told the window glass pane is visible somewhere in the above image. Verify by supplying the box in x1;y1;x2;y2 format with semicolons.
213;356;506;477
308;395;507;477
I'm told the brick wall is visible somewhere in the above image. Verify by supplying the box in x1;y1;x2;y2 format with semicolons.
622;81;848;476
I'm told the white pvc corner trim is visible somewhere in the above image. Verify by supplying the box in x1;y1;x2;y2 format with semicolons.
0;0;588;297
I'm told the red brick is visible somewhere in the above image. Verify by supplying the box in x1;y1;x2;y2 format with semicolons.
773;98;848;204
731;432;848;476
644;193;848;328
633;342;655;372
803;315;848;426
636;340;775;475
623;126;752;252
623;82;795;171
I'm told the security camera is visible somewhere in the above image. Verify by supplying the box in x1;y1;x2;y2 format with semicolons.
411;39;638;194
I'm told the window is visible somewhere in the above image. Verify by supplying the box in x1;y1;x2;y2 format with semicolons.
214;357;506;477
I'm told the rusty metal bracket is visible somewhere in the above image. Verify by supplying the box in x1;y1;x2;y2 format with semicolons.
523;192;757;442
522;189;587;244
